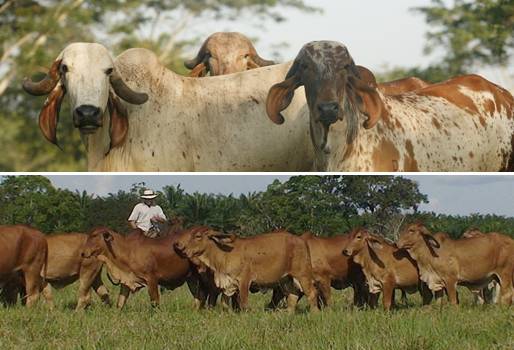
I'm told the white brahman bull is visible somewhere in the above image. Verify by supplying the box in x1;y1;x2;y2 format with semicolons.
266;41;514;171
23;43;312;171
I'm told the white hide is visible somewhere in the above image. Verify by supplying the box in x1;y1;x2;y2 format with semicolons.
78;47;312;171
60;43;113;117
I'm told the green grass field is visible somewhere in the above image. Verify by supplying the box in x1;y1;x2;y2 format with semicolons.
1;282;513;350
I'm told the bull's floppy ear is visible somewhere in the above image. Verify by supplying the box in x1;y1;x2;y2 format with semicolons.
266;76;302;124
39;83;66;148
108;90;128;150
189;62;208;77
423;234;440;249
348;69;389;129
210;233;236;251
366;237;383;250
266;61;302;125
102;231;113;242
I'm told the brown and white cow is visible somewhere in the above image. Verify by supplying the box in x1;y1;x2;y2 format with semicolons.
397;223;514;305
267;41;514;171
342;228;432;310
268;232;369;309
174;227;319;312
185;32;275;77
0;225;48;307
81;227;213;309
356;65;430;96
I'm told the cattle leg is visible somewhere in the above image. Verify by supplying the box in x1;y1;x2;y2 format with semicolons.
41;282;55;310
147;278;160;307
117;285;131;309
295;276;319;312
266;288;285;310
368;292;380;309
186;276;207;310
286;293;299;313
420;282;433;305
317;278;332;308
24;267;43;307
92;274;111;306
382;285;394;311
237;279;251;311
498;272;513;305
445;279;459;305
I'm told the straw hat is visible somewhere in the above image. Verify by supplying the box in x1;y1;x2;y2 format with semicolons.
140;189;158;199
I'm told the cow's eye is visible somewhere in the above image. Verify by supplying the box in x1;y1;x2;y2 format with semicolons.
60;64;68;74
105;68;113;75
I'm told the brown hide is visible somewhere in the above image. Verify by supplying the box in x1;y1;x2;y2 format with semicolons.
397;223;514;305
379;77;430;95
82;227;208;308
343;228;432;310
174;227;319;312
0;225;48;307
270;232;368;308
45;233;110;309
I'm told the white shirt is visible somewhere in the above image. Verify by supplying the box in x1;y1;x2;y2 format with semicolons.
128;203;167;232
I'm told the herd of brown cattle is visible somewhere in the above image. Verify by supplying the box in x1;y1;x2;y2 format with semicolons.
1;222;513;312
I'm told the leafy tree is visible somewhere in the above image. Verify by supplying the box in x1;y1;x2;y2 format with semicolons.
378;0;514;82
0;175;84;232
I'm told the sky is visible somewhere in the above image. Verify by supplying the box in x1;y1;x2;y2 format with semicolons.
191;0;513;88
42;174;514;217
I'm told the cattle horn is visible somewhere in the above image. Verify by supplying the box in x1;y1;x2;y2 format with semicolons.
22;59;62;96
110;70;148;105
250;53;275;67
184;40;208;70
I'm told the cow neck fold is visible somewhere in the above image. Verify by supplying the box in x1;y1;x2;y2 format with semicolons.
103;232;134;270
197;241;238;275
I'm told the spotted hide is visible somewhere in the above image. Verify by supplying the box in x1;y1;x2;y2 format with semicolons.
267;41;514;172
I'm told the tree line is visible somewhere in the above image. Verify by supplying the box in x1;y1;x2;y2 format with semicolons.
1;175;513;239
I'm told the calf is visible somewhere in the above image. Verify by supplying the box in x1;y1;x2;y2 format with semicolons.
342;228;432;310
0;225;48;307
174;227;319;312
81;227;213;309
397;223;514;305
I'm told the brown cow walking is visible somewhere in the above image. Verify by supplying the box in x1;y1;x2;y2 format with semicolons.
397;223;514;305
174;227;319;313
268;232;369;309
81;227;214;309
343;228;433;311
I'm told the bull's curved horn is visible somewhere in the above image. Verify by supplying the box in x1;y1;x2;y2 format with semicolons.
184;39;209;70
22;59;62;96
251;53;275;67
110;70;148;105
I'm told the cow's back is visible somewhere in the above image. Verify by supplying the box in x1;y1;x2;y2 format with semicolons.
234;232;310;280
105;49;312;172
0;225;46;274
303;234;351;280
45;233;87;281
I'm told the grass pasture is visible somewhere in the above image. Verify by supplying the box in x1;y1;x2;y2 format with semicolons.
1;283;513;350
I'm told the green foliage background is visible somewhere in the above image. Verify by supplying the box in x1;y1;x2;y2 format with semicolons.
1;175;513;240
